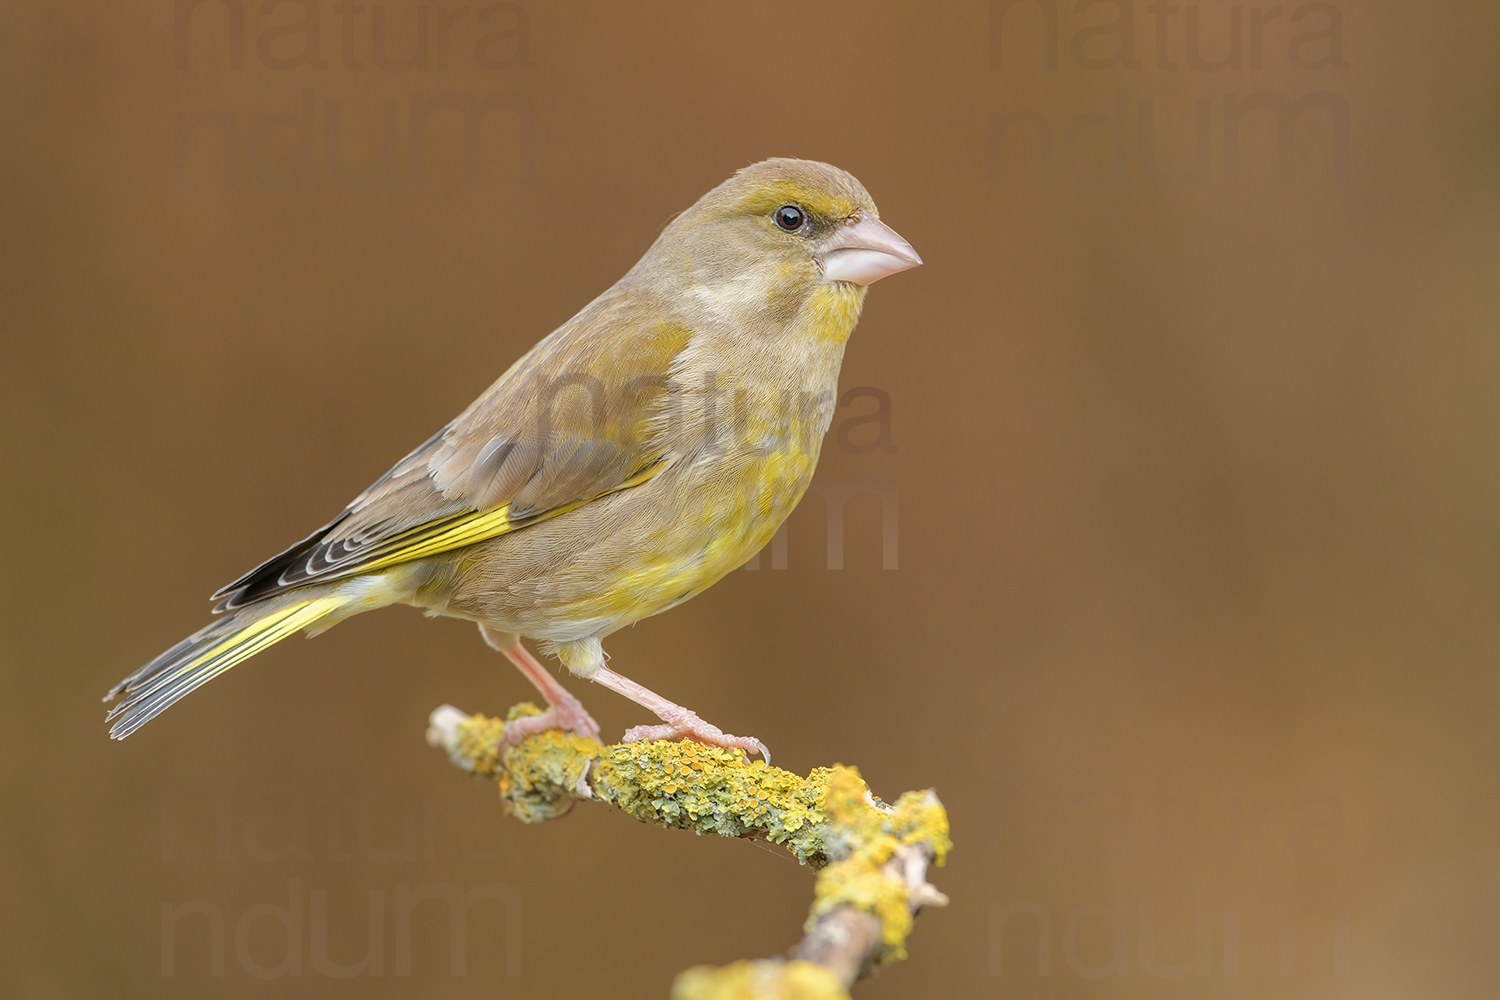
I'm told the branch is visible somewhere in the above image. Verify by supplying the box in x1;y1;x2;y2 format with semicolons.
426;702;952;998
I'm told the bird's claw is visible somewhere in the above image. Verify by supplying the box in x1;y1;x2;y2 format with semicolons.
500;700;602;748
621;714;771;766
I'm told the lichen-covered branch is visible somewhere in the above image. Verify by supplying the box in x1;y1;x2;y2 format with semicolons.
426;702;951;999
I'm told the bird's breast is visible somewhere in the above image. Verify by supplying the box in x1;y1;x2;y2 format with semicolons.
647;328;847;581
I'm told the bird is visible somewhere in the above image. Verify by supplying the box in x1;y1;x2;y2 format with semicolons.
104;158;922;763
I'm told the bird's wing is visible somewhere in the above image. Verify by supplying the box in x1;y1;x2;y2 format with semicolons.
212;303;694;611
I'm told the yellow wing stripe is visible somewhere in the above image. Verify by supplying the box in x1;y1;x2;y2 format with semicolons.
316;460;668;580
348;505;519;576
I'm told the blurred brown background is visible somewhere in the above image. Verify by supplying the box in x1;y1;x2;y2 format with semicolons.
3;0;1499;997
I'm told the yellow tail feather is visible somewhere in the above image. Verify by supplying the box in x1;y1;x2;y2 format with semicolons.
105;595;348;739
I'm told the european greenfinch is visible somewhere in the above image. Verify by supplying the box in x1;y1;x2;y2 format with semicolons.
105;158;922;761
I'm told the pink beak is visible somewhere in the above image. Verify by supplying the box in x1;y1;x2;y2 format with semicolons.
821;215;923;286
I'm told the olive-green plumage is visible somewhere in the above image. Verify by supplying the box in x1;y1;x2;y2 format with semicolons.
106;158;921;749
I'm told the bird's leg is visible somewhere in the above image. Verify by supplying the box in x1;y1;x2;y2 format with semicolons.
587;665;771;765
479;625;602;746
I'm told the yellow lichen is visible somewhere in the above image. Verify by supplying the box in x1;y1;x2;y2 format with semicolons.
809;862;912;959
671;959;850;1000
437;707;951;976
889;789;952;867
497;726;603;824
596;740;837;865
802;768;952;963
448;712;508;776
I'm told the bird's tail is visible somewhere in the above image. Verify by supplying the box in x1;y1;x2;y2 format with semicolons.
104;593;353;740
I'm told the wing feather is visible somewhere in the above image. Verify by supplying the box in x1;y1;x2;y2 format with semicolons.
213;308;693;611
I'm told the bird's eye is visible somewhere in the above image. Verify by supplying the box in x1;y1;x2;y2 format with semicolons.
773;204;807;233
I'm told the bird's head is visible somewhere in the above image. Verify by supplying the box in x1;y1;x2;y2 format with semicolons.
634;158;922;325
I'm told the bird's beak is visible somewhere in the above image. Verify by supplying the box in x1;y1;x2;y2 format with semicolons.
821;215;923;286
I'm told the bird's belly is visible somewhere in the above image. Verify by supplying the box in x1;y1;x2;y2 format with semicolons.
615;445;820;609
438;442;821;641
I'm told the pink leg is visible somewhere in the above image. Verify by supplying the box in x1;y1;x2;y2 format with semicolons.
589;665;770;765
480;625;601;746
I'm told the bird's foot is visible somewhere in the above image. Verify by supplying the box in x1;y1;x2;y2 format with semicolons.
621;709;771;766
585;664;772;764
501;690;602;748
480;627;603;748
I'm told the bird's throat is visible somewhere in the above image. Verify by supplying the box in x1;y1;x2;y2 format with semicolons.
804;282;868;344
